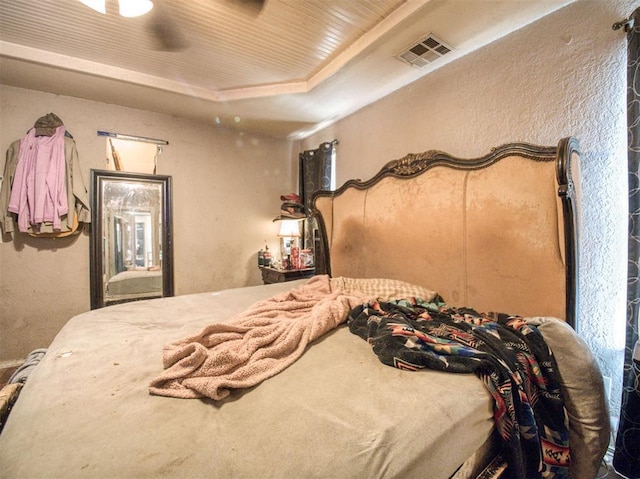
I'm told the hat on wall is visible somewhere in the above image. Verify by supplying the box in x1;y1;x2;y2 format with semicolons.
280;202;307;219
34;112;64;136
280;193;302;204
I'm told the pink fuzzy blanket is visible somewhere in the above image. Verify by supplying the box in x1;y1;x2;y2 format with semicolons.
148;275;371;400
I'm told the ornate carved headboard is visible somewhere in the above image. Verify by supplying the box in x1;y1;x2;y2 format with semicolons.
311;137;579;328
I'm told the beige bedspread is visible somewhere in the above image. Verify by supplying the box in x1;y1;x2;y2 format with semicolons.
0;280;495;479
149;275;438;400
150;275;372;399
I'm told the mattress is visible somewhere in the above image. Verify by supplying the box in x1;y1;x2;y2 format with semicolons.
0;280;495;479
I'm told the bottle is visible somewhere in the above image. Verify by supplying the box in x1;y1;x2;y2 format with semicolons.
258;248;264;267
263;243;271;267
291;246;300;269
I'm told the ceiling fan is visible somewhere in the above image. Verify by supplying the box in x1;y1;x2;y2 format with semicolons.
79;0;266;52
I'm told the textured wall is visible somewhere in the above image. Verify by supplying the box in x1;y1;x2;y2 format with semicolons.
302;0;631;417
0;86;295;362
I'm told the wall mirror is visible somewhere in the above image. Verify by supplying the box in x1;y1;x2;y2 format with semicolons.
90;169;173;309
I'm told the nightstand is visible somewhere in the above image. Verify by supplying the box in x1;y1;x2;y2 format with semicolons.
260;266;315;284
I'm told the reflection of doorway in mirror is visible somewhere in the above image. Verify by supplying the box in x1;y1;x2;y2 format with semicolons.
105;138;159;174
114;218;124;274
135;221;145;267
134;214;153;268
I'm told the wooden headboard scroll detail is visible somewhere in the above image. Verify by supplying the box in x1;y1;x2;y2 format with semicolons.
311;137;579;329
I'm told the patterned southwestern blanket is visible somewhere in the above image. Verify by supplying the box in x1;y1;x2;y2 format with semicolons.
347;297;570;479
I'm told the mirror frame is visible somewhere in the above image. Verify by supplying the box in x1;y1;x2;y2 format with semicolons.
90;169;174;309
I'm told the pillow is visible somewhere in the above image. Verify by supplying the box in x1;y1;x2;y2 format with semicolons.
330;276;438;302
525;316;611;479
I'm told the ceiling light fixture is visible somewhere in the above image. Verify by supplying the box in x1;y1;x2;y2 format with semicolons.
79;0;106;14
79;0;153;17
119;0;153;17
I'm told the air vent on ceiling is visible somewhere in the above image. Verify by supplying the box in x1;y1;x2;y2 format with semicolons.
396;33;453;69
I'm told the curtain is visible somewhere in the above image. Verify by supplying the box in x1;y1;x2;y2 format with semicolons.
298;141;336;274
613;9;640;478
299;141;336;210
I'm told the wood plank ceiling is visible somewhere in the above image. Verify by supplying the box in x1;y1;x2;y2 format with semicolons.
0;0;574;138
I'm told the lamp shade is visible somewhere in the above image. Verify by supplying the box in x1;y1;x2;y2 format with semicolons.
278;219;301;237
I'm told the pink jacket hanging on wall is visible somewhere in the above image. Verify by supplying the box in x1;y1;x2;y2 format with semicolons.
8;126;68;232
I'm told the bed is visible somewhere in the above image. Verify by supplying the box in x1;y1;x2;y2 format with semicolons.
0;137;610;479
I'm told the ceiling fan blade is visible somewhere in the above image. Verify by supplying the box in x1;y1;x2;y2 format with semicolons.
146;1;190;52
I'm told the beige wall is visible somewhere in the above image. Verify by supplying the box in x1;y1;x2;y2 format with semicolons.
302;0;630;413
0;86;295;362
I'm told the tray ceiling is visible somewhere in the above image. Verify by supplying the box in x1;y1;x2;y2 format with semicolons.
0;0;574;139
